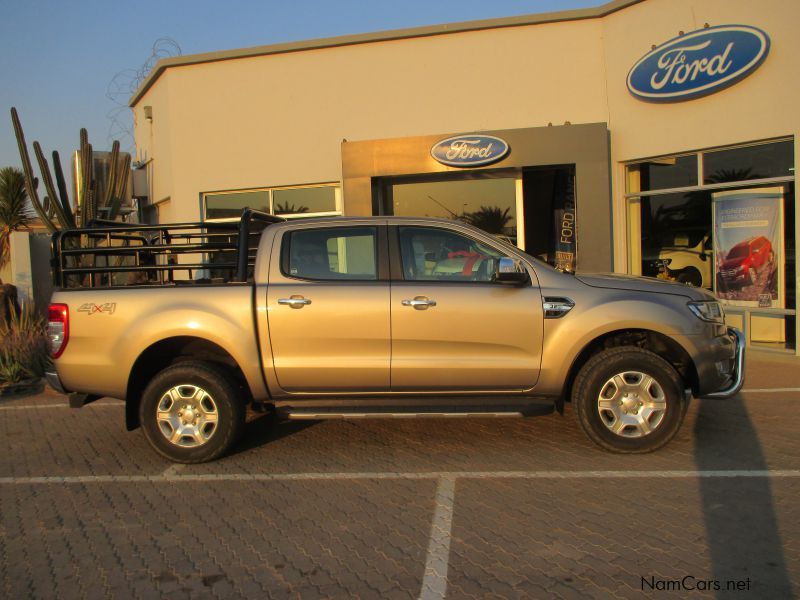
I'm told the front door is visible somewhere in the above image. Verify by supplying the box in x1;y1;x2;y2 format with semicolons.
266;225;390;393
390;225;543;391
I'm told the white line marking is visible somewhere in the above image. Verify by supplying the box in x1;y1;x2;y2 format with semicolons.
0;402;121;411
420;477;456;600
161;464;183;477
742;387;800;393
1;469;799;486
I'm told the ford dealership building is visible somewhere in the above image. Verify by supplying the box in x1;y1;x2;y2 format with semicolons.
129;0;798;352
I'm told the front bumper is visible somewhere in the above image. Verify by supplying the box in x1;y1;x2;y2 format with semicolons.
698;327;745;399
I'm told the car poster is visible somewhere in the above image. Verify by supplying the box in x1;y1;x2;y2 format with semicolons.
712;187;784;309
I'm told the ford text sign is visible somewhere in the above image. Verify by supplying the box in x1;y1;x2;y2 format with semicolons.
627;25;770;102
431;135;510;167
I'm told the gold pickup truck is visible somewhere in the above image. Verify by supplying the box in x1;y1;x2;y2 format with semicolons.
46;212;744;463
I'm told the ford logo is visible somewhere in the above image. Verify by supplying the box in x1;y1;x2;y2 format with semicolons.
627;25;770;102
431;135;510;167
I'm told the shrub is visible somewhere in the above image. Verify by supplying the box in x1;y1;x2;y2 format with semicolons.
0;301;51;385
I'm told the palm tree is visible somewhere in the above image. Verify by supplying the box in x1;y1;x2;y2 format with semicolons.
463;206;512;234
0;167;33;268
273;201;309;215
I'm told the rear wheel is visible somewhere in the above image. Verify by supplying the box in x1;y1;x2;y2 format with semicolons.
140;361;245;463
573;347;687;453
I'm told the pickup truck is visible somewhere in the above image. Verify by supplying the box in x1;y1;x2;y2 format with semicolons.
45;212;745;463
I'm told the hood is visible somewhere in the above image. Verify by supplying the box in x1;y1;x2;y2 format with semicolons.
721;257;746;270
575;272;709;300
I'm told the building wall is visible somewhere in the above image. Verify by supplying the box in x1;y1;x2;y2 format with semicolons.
135;76;175;216
601;0;800;270
133;17;608;223
132;0;799;269
342;123;613;271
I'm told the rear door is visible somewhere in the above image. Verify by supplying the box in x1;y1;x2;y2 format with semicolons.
389;225;543;391
267;224;390;392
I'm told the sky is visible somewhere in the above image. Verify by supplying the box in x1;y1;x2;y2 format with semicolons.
0;0;602;193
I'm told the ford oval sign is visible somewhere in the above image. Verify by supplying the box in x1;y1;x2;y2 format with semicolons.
627;25;770;102
431;135;510;168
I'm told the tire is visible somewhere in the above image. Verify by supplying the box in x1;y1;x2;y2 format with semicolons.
139;361;246;463
676;268;702;288
573;347;687;453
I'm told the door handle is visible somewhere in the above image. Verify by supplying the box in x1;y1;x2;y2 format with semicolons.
402;297;436;309
278;296;312;308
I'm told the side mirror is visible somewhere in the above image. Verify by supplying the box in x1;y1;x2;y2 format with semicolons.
494;257;529;284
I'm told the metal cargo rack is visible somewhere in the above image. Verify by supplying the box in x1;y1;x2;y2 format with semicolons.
51;209;284;288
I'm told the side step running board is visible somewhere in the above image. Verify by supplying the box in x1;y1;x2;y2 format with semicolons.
283;404;554;420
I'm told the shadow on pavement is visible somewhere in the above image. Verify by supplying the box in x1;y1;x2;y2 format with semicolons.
694;395;794;598
228;413;317;457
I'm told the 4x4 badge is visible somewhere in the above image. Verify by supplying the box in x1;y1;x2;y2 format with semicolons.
77;302;117;315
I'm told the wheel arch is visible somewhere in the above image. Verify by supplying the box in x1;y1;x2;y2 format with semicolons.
125;336;253;430
560;328;699;409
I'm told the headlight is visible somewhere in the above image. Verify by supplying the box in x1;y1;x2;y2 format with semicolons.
688;301;724;323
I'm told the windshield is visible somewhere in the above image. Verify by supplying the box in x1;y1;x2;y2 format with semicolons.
726;244;750;259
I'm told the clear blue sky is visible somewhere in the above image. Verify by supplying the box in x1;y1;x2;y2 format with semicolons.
1;0;601;191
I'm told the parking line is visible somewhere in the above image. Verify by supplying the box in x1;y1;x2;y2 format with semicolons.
0;402;121;411
420;477;456;600
161;464;184;477
741;387;800;393
1;469;799;486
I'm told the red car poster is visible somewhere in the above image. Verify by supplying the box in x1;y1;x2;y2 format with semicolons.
712;187;784;308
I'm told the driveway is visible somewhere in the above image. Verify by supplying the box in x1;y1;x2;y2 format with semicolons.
1;352;798;598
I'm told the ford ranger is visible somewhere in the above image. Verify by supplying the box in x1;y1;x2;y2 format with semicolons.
45;211;744;462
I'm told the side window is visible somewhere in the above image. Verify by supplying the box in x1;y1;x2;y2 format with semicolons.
286;227;377;280
398;226;507;282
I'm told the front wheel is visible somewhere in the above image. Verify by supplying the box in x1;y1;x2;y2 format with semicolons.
140;361;245;463
676;268;702;288
573;347;687;453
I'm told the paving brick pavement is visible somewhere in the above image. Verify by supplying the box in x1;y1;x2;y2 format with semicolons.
0;352;798;598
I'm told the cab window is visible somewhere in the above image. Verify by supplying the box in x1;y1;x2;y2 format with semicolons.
285;227;377;280
398;226;507;282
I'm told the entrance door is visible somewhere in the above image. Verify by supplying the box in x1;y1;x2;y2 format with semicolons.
266;225;390;392
390;225;543;391
379;170;525;248
522;166;577;271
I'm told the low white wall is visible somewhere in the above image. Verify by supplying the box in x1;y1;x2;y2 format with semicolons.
8;231;53;314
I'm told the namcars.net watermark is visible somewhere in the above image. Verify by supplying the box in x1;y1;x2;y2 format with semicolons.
642;575;751;593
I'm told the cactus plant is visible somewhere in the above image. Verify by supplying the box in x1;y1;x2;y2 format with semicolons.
11;107;59;233
10;107;131;230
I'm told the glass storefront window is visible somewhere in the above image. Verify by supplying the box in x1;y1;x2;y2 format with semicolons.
630;154;698;192
205;191;269;220
388;176;518;243
703;140;795;184
204;185;340;221
273;186;337;215
640;191;713;287
627;139;796;351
